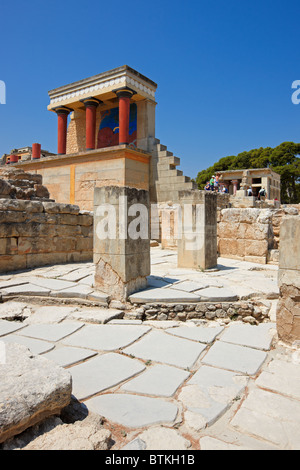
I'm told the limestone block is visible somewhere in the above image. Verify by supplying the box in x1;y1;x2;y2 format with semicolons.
0;343;72;443
94;186;150;301
244;239;268;257
0;254;27;272
43;202;80;215
0;211;26;224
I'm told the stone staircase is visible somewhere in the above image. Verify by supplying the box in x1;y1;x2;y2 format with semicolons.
149;138;198;203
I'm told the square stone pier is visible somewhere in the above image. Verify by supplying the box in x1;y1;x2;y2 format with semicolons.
177;190;218;270
94;186;150;301
276;216;300;344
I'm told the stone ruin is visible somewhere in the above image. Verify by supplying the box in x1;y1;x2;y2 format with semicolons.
0;167;51;201
0;65;299;449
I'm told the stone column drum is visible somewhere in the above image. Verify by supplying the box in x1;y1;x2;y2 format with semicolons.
93;186;150;301
276;216;300;344
177;190;218;270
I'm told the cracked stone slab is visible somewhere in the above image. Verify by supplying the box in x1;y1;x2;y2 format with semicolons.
167;280;210;292
123;330;207;369
68;308;124;324
179;365;247;428
25;277;76;291
62;324;151;351
1;283;51;297
165;325;224;344
50;285;94;299
26;306;78;324
128;288;201;303
121;364;190;397
1;334;55;355
69;352;146;400
0;320;25;336
86;394;178;428
202;341;267;375
255;359;300;399
195;287;238;302
219;322;276;351
135;427;191;450
42;346;97;368
230;388;300;449
58;268;94;282
16;322;84;342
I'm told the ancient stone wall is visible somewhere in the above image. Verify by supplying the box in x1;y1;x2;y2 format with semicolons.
0;199;93;273
217;208;274;264
218;206;300;264
0;168;51;201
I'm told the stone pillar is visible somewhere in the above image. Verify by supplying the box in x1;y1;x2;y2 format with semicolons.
114;88;136;145
276;216;300;344
177;190;218;270
93;185;150;301
231;180;238;195
9;154;19;164
32;143;41;160
54;106;72;155
81;98;102;150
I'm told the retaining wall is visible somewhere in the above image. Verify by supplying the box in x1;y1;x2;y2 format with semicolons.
0;199;93;273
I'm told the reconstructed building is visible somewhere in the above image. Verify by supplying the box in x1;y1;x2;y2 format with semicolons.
218;168;281;201
10;66;196;211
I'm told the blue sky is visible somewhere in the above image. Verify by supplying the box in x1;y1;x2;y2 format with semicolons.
0;0;299;179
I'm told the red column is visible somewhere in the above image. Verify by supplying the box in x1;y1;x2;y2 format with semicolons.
115;89;135;145
81;98;101;150
32;143;41;159
55;107;71;155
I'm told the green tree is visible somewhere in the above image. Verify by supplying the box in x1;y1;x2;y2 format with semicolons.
196;142;300;203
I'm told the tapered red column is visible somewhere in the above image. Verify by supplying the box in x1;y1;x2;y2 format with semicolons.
54;107;71;155
81;98;102;150
114;88;136;145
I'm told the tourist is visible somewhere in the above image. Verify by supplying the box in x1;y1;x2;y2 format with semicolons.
259;187;266;200
247;187;253;196
209;175;215;191
204;181;211;191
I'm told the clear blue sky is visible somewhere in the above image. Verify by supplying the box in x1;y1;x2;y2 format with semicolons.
0;0;299;179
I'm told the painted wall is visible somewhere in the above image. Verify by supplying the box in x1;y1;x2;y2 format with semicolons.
97;103;137;149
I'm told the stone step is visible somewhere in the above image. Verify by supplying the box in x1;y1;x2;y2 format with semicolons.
157;156;180;166
156;144;167;152
157;169;183;178
158;150;173;158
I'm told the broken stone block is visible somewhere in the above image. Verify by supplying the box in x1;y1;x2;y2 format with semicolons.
0;343;72;444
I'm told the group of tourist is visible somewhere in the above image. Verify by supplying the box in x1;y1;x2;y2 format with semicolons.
205;175;267;199
204;174;228;193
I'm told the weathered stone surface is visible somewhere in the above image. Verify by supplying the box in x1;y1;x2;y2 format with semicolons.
121;364;190;397
2;416;111;450
136;427;191;450
123;330;207;369
202;341;267;375
0;343;72;443
230;388;300;449
62;324;151;351
165;325;224;344
69;353;146;400
87;394;178;428
17;322;84;342
219;322;276;350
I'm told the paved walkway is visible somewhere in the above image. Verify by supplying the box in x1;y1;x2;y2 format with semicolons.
0;249;299;450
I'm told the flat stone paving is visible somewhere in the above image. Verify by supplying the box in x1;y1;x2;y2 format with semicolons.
0;249;299;450
0;247;280;305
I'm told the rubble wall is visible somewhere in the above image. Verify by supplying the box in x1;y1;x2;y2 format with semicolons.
0;199;93;273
